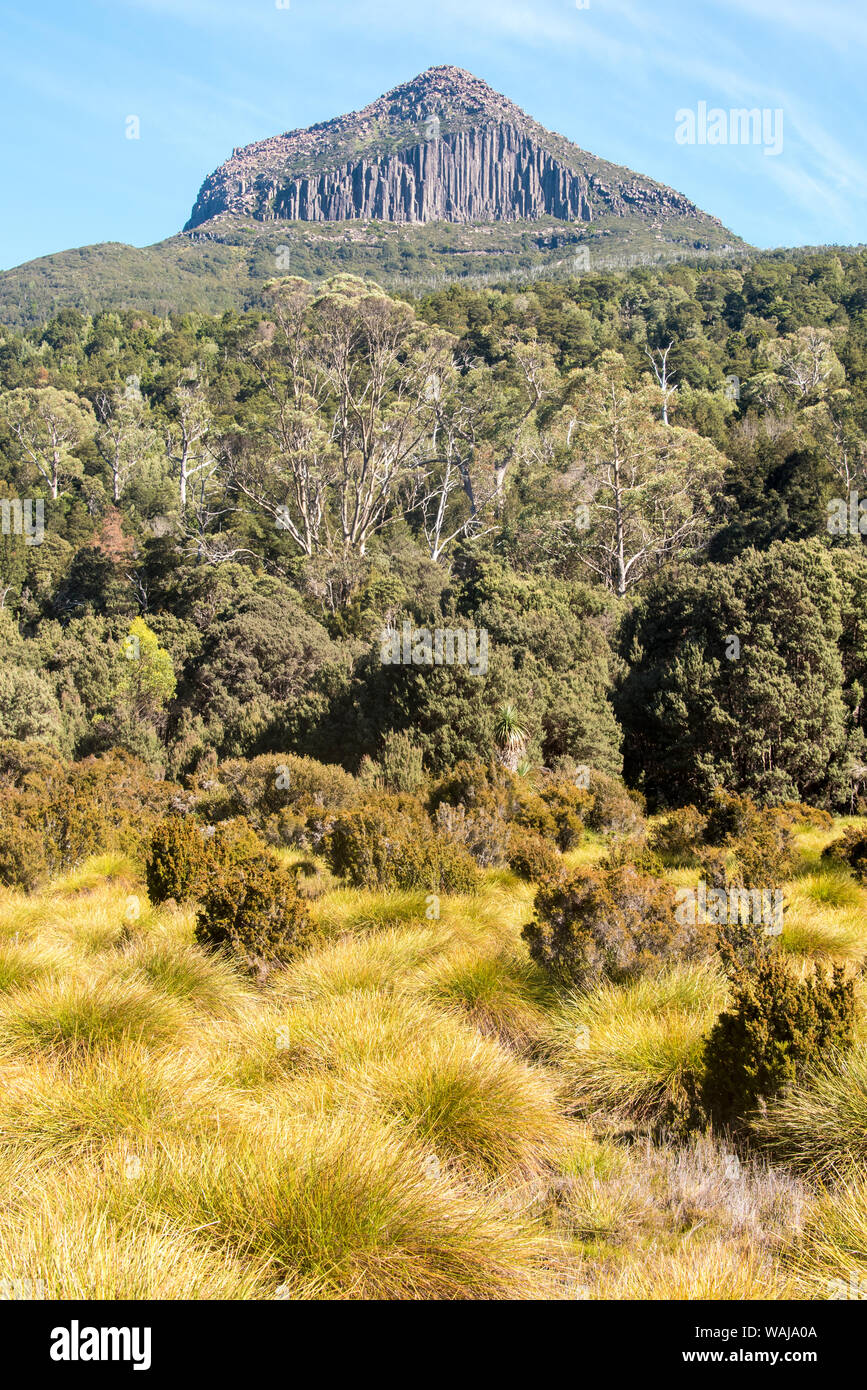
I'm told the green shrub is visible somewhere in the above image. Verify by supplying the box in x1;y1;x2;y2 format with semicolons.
0;739;65;792
198;754;359;848
507;827;563;883
0;813;48;891
377;730;426;794
433;799;511;868
701;951;856;1128
538;779;587;851
522;864;708;989
696;846;731;893
0;747;174;882
585;773;645;838
195;851;313;974
779;802;834;831
601;838;667;877
0;779;112;880
703;791;761;846
330;797;479;894
208;816;265;867
65;751;181;846
41;786;110;875
649;806;707;863
428;759;513;815
145;817;210;905
509;787;558;841
700;792;795;889
822;825;867;881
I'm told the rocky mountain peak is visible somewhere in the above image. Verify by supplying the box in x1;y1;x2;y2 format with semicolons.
183;68;715;232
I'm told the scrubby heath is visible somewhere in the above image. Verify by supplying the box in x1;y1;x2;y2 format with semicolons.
0;742;865;1301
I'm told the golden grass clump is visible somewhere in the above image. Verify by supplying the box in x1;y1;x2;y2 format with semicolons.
0;974;188;1059
753;1045;867;1175
0;823;863;1302
115;1115;560;1300
550;964;725;1122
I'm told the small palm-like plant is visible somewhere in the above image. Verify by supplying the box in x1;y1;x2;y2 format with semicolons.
494;704;528;773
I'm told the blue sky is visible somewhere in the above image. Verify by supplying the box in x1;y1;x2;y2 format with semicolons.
1;0;864;270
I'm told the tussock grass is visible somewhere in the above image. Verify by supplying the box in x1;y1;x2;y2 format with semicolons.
50;853;140;896
753;1046;867;1175
0;1045;241;1162
411;944;553;1050
551;1172;647;1243
632;1133;805;1243
0;1149;268;1300
362;1029;575;1177
0;975;187;1059
781;869;867;964
0;830;862;1300
220;991;437;1089
120;1116;559;1300
311;888;431;937
111;936;254;1018
795;1171;867;1299
270;926;449;1003
550;965;724;1122
593;1239;800;1300
0;936;60;993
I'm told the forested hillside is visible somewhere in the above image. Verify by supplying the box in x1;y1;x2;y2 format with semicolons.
1;247;865;809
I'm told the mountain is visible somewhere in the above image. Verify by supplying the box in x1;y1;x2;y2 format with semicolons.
0;66;749;331
185;65;709;229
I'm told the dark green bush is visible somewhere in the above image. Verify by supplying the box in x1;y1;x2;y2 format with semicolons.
538;779;587;851
0;780;112;881
822;824;867;881
779;802;834;831
601;838;667;877
145;816;210;904
701;791;795;888
198;754;359;848
509;787;558;842
522;864;708;989
585;772;645;838
507;827;563;883
433;799;511;868
376;730;426;794
648;806;708;862
703;790;760;846
701;951;856;1127
0;745;178;883
195;850;313;975
428;759;513;815
0;739;66;793
0;813;48;891
329;797;479;894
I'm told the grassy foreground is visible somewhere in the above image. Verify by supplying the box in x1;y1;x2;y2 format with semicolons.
0;822;865;1300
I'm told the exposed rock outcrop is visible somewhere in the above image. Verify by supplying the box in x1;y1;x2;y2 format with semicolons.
184;65;713;231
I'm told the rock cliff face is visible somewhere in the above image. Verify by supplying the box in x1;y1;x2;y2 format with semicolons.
184;66;713;231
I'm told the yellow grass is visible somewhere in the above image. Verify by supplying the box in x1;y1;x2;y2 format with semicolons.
0;816;864;1299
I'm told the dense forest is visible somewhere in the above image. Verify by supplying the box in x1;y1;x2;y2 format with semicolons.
1;247;866;809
